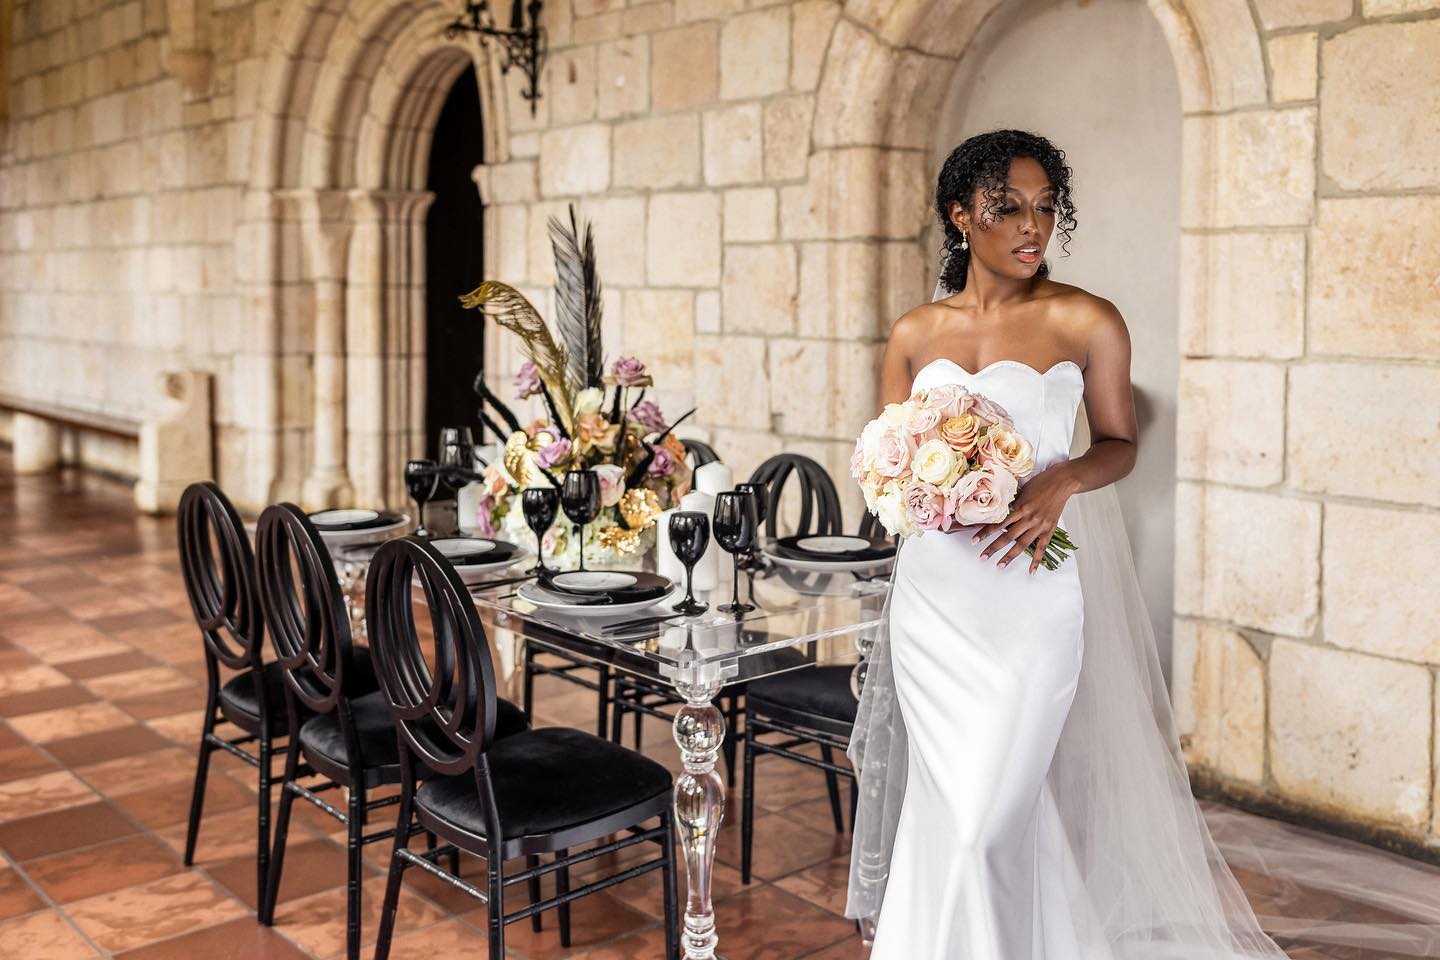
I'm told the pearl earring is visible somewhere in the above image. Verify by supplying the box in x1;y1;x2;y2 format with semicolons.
960;231;969;251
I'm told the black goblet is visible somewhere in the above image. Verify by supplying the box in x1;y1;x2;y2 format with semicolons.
560;469;602;571
734;481;769;569
713;489;757;615
669;511;710;616
522;486;561;575
404;459;439;537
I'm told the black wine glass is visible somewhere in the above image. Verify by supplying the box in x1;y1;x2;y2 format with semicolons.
404;459;439;537
669;511;710;616
713;490;757;615
734;481;769;569
522;486;561;575
560;469;602;572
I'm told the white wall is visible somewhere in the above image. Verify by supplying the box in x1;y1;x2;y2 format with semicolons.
932;0;1182;667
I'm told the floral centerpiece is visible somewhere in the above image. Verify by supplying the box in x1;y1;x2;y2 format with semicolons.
850;382;1077;570
459;206;695;568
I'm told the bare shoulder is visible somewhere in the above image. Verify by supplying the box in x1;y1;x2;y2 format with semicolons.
885;300;947;359
1040;282;1129;362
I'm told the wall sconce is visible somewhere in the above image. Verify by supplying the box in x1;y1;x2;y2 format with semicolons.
446;1;547;115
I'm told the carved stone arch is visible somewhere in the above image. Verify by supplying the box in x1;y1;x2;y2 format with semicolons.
239;0;502;509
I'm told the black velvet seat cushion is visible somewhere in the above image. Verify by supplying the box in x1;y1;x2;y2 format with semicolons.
745;666;859;725
218;661;293;730
415;727;671;839
299;689;529;771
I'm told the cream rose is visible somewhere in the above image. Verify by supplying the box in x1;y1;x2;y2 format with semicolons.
912;438;957;485
574;386;605;416
938;414;983;458
977;424;1035;478
946;465;1017;527
875;487;918;538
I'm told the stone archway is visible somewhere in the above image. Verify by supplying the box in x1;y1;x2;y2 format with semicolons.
806;0;1287;793
238;0;509;510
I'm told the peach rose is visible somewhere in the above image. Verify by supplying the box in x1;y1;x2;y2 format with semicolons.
977;424;1035;478
945;464;1017;527
576;413;620;454
938;414;983;458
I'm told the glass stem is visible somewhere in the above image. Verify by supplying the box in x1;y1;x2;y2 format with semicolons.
730;556;740;609
578;524;586;571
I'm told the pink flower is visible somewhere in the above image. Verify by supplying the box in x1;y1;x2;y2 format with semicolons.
534;437;572;469
594;464;625;507
873;427;916;478
647;444;677;478
903;482;946;531
901;405;941;443
514;361;541;400
945;465;1017;527
475;496;497;538
630;399;667;433
922;384;973;420
969;391;1012;427
611;356;649;387
849;438;866;480
976;424;1035;479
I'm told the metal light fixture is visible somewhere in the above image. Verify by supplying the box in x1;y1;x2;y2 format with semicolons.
446;1;547;115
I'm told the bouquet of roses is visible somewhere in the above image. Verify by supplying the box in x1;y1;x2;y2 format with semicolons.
850;382;1076;570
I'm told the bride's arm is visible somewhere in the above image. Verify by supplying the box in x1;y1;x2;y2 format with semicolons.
1062;299;1139;495
878;310;924;409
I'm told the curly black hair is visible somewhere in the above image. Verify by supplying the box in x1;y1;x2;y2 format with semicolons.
935;129;1078;293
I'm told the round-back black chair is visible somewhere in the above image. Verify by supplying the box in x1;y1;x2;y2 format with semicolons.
681;436;721;467
748;453;844;539
254;503;520;959
178;481;281;909
366;537;680;959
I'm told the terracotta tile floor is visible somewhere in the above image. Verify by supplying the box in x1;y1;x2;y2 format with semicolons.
0;457;1434;959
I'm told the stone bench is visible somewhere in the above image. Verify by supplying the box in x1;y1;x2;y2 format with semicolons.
1;370;214;514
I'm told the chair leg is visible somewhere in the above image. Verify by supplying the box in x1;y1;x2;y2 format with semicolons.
255;729;273;911
722;694;740;786
596;664;612;740
182;711;217;866
609;678;626;745
632;687;643;752
556;848;571;948
373;789;414;960
741;715;757;885
527;854;543;932
522;643;536;719
849;772;859;831
821;745;844;834
487;860;505;958
346;786;365;960
260;739;301;925
661;810;680;960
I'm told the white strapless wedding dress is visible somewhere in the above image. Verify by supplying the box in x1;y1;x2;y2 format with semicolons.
870;356;1090;959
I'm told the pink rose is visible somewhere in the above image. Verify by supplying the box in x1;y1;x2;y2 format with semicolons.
629;399;667;433
903;482;946;531
849;438;866;480
611;356;650;387
594;463;625;507
514;361;541;400
873;427;916;478
534;437;572;469
969;391;1012;427
901;405;941;443
475;496;497;538
647;444;677;478
922;384;973;420
945;465;1017;527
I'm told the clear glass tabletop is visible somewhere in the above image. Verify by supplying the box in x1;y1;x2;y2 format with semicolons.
467;559;890;688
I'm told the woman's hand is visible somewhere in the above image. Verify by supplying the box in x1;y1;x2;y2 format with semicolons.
969;463;1080;574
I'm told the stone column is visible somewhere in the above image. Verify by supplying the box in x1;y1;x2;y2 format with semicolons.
301;191;356;510
12;413;62;474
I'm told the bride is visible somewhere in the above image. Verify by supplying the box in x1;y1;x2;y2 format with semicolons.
845;129;1288;959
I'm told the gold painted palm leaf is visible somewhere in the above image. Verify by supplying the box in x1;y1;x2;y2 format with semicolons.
458;281;573;431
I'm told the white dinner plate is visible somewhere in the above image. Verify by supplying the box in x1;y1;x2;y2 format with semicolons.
796;535;872;554
316;513;411;547
451;551;532;584
763;549;895;574
431;537;499;558
310;508;382;527
515;582;678;617
549;571;637;593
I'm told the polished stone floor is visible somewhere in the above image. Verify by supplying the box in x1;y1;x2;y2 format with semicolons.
0;457;1434;959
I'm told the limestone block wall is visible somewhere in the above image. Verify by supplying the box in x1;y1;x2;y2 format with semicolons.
1;0;1439;852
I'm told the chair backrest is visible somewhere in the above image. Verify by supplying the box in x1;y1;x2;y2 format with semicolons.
254;502;357;715
177;482;264;672
365;536;500;778
681;437;720;468
747;453;843;539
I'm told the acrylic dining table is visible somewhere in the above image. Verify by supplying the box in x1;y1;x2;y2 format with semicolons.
464;560;890;960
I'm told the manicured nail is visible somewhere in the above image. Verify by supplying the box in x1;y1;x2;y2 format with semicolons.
971;535;980;543
998;560;1007;568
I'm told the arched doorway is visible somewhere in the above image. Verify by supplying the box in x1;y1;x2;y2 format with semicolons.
423;63;488;459
931;0;1183;665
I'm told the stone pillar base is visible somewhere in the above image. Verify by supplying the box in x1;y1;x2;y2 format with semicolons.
13;413;62;474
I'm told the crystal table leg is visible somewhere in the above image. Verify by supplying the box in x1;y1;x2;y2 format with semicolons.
671;673;725;959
